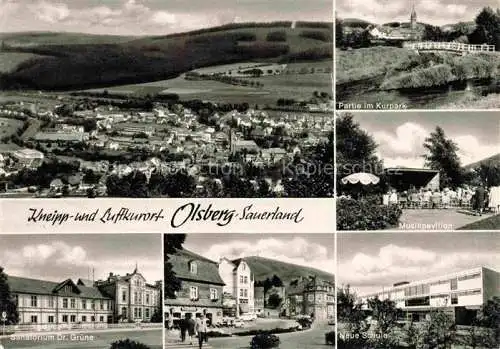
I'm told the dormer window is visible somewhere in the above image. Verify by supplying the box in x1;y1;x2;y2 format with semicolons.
189;261;198;274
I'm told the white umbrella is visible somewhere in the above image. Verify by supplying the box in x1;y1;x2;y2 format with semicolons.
341;172;380;186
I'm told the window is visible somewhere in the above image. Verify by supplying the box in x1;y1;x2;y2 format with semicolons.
63;298;68;308
244;289;248;297
14;295;19;306
91;300;95;310
458;273;481;281
450;278;458;290
48;316;54;323
62;315;68;323
210;288;218;300
122;291;127;302
190;286;198;300
134;292;138;304
317;294;323;301
138;308;142;318
244;276;248;284
146;294;150;305
240;289;244;297
100;300;104;310
121;307;127;316
82;299;87;309
145;308;150;318
308;294;314;302
451;295;458;304
30;315;37;323
48;297;54;308
82;316;87;322
240;276;244;283
134;308;138;318
91;316;95;322
99;316;104;322
70;315;76;323
190;262;198;274
70;298;76;309
242;264;246;270
31;295;37;307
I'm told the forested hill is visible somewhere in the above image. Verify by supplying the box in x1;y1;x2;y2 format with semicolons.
0;21;332;91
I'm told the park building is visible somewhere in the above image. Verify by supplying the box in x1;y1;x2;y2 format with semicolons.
218;257;255;317
165;249;225;326
359;266;500;325
287;275;335;322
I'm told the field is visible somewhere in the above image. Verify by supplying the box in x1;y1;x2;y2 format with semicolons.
87;66;332;105
0;32;135;46
0;52;45;73
0;117;23;138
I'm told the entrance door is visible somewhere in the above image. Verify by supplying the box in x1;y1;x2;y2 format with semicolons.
206;313;213;326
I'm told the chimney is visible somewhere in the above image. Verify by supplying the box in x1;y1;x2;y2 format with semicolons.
109;272;114;278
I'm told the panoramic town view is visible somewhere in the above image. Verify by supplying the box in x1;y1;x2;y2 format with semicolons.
337;232;500;349
336;0;500;109
0;1;333;199
336;111;500;230
0;234;163;349
165;234;335;348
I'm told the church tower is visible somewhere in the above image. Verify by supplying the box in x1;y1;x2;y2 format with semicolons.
410;1;417;31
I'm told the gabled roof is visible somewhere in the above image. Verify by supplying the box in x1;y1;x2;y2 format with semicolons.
8;275;111;299
77;279;94;287
169;248;225;286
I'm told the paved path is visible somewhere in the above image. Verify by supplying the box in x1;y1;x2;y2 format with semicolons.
166;324;334;349
396;209;495;230
1;329;162;349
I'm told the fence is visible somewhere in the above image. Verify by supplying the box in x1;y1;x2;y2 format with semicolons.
404;41;496;53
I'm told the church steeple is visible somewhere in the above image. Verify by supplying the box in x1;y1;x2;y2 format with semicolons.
410;0;417;30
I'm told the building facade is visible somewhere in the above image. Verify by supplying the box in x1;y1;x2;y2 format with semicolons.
287;276;335;322
218;258;255;317
95;267;161;323
165;249;225;325
8;276;113;327
359;266;500;324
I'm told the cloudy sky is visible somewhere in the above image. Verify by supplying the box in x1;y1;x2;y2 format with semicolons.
350;111;500;168
0;234;162;283
338;232;500;296
0;0;332;36
337;0;498;26
175;233;335;275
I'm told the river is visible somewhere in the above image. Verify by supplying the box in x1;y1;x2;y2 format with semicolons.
336;77;500;109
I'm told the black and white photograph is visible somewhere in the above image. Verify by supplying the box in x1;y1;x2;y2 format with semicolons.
337;232;500;349
0;234;163;349
335;0;500;110
0;0;333;199
165;233;335;348
336;111;500;230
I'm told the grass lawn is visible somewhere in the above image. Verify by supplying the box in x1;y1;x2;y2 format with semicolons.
458;214;500;230
0;117;23;138
0;52;46;73
441;93;500;109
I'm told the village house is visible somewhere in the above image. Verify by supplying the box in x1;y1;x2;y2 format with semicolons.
287;276;335;322
165;249;225;326
218;258;255;317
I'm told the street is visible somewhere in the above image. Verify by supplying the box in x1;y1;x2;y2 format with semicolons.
0;329;162;349
165;324;334;349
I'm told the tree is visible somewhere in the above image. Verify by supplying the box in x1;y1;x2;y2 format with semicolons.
267;294;282;309
164;234;186;299
419;310;456;349
474;163;500;187
478;296;500;345
423;126;464;189
366;297;401;334
473;7;500;49
271;275;283;287
0;267;19;325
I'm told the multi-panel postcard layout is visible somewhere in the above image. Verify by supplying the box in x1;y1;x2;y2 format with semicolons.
0;0;498;349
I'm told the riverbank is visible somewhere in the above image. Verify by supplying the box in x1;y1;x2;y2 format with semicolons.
336;46;500;108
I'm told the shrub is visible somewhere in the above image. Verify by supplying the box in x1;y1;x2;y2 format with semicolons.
299;30;332;42
250;333;280;349
380;64;456;90
325;331;335;345
110;339;151;349
266;31;287;42
235;327;298;336
337;197;402;230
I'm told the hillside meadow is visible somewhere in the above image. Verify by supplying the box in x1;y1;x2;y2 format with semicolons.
0;23;333;91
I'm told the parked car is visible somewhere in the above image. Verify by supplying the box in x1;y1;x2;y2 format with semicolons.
233;319;245;328
239;313;257;321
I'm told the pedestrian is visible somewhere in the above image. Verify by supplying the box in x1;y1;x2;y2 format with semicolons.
179;314;188;342
195;314;208;349
475;184;486;216
187;314;196;345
